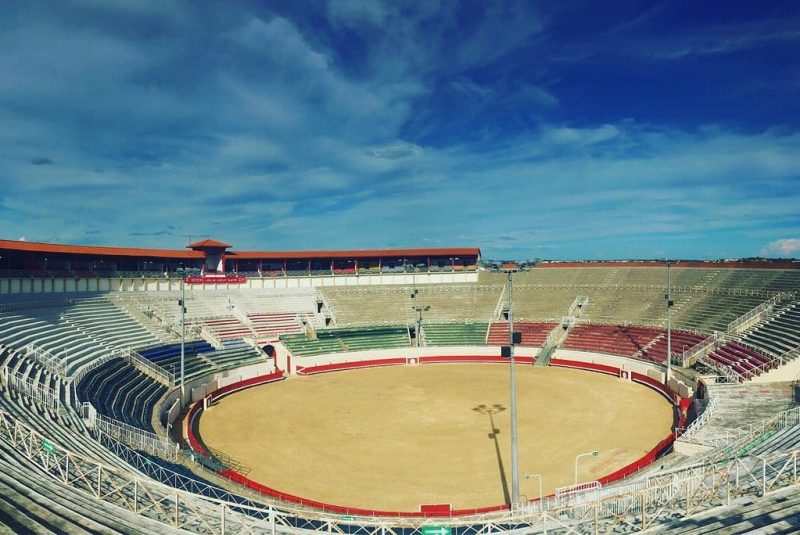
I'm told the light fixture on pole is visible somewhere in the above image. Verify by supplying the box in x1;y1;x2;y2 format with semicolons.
574;450;599;485
523;473;543;502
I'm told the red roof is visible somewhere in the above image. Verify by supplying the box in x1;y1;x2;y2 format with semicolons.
186;238;232;249
229;247;481;260
0;239;201;259
0;239;479;262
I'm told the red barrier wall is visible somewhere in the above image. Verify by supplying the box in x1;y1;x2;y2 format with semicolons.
186;355;686;518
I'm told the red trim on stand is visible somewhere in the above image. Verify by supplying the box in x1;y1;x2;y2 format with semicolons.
185;356;687;518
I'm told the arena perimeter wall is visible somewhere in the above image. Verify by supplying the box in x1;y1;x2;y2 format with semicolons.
184;349;690;518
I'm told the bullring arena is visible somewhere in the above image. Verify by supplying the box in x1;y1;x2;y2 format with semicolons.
1;237;800;534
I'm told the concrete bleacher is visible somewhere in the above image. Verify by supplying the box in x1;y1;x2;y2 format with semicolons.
642;483;800;534
486;321;555;346
681;382;797;447
203;317;255;341
0;441;179;535
747;424;800;457
321;285;502;326
741;300;800;359
75;358;166;433
0;374;139;473
422;323;489;347
280;326;412;356
481;266;800;333
0;297;174;378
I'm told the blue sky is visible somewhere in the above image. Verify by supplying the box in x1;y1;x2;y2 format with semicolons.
1;1;799;260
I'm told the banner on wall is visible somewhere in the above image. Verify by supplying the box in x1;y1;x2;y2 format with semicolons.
185;276;247;284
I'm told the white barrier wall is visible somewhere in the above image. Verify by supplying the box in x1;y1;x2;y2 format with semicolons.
553;348;693;398
0;271;479;295
289;345;541;370
160;360;273;425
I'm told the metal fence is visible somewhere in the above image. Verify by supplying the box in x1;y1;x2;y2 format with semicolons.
2;365;60;411
84;402;179;460
25;342;70;378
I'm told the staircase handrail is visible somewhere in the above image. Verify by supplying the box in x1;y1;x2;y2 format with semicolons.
125;348;174;386
726;293;787;335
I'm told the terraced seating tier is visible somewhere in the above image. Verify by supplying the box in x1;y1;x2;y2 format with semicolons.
139;340;267;383
280;326;411;357
422;323;489;347
639;330;708;363
563;324;663;358
706;341;777;381
75;358;167;433
486;322;556;346
320;285;501;326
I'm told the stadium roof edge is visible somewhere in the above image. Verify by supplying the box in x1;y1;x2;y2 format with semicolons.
0;239;480;261
0;238;201;258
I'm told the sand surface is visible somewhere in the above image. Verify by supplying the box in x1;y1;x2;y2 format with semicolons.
198;364;673;511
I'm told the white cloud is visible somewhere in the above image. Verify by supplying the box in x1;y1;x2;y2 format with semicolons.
759;239;800;258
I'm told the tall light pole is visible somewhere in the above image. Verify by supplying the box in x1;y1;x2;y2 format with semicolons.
177;268;187;401
574;450;599;485
504;265;520;505
666;260;673;385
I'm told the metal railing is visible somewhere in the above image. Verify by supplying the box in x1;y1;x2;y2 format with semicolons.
125;348;174;386
2;365;61;411
677;397;719;443
727;293;788;335
87;405;178;460
69;352;117;384
2;402;800;534
25;342;69;378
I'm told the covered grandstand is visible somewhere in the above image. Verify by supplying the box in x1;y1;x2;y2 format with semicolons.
1;239;800;533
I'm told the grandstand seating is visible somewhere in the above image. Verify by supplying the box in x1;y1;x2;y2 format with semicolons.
679;382;796;447
320;285;501;326
280;326;411;356
0;441;180;534
706;341;776;381
248;312;306;338
748;425;800;457
563;324;663;358
0;297;173;377
138;340;267;383
741;301;800;358
422;323;489;346
639;330;708;363
75;358;166;433
203;317;254;340
486;321;556;346
644;484;800;534
2;264;800;533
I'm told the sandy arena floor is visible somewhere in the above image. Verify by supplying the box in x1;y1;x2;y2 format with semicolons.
197;364;673;511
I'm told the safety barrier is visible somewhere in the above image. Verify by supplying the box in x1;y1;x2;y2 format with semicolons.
91;409;179;460
727;293;786;335
186;355;685;519
2;365;60;410
25;342;69;378
125;347;174;386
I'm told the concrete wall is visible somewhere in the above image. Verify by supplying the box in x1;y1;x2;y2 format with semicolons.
0;271;479;295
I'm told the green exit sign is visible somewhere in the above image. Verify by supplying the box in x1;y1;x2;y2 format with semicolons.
422;527;451;535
